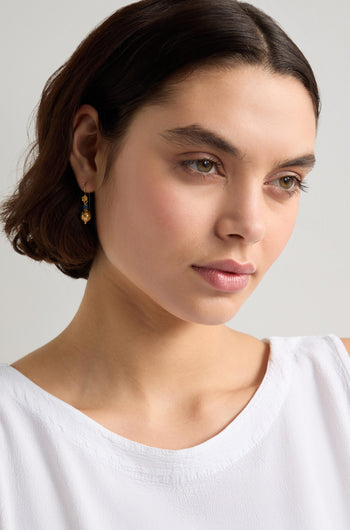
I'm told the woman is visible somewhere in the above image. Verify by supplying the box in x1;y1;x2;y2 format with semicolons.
1;0;349;528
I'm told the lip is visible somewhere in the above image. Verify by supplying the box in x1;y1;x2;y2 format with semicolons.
193;259;256;275
191;260;255;293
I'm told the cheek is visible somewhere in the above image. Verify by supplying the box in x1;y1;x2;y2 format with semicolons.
140;184;207;247
263;203;299;268
95;166;205;269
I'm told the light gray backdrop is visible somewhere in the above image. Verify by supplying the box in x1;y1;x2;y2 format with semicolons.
1;0;349;363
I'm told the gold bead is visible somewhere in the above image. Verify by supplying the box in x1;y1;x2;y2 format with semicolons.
81;194;88;202
81;211;92;224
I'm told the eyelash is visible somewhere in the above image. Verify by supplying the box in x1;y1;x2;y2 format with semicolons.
181;157;309;197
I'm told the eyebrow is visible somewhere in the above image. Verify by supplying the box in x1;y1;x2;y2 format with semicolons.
160;124;316;170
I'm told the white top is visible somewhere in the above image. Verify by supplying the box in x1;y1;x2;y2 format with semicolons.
1;335;350;529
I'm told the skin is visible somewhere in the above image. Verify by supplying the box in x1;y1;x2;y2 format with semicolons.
11;65;349;449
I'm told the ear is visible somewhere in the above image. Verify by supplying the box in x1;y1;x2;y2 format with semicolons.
70;104;104;192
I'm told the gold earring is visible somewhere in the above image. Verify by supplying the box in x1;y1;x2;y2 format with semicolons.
81;186;92;224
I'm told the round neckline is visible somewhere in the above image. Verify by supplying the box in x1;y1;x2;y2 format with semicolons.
3;337;294;482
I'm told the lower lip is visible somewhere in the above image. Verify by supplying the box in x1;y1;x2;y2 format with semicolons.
191;266;250;293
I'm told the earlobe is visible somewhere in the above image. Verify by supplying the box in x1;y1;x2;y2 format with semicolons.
70;105;101;192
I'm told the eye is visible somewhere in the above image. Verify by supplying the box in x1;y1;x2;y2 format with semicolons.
268;175;308;196
276;176;298;190
194;159;216;173
181;158;221;176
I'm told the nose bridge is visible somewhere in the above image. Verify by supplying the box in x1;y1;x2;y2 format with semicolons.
217;177;266;243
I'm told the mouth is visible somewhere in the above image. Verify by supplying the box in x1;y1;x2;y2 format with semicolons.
191;265;253;293
192;259;256;275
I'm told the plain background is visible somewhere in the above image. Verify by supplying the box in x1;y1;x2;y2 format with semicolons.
0;0;349;364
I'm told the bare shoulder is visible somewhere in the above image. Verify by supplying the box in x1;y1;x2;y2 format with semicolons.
10;338;75;399
340;338;350;355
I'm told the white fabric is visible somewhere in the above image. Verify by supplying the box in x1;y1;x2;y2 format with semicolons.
1;335;350;529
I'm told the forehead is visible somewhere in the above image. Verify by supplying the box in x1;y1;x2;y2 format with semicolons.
175;65;313;121
163;63;315;119
141;64;316;161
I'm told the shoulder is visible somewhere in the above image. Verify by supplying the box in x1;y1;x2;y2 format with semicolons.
341;338;350;355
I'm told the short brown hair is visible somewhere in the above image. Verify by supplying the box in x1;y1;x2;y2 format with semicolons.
0;0;320;279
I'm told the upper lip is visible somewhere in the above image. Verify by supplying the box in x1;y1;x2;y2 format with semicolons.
192;259;256;274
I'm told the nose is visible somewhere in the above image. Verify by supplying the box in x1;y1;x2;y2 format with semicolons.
215;182;266;244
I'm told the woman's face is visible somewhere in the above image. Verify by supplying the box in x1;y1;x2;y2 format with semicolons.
94;65;316;325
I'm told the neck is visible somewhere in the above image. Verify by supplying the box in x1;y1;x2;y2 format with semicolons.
53;256;265;412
